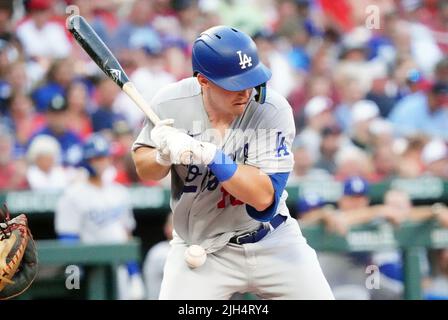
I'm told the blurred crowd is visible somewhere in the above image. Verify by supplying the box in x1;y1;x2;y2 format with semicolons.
0;0;447;192
296;176;448;299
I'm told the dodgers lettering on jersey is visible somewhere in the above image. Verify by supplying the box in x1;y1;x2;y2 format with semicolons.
133;77;295;251
55;180;136;243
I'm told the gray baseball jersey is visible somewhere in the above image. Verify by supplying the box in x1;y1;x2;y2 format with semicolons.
133;77;295;253
55;179;136;243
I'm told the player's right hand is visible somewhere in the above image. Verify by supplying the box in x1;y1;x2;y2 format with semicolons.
165;133;217;165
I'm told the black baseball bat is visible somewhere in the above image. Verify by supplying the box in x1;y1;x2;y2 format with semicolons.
67;15;161;125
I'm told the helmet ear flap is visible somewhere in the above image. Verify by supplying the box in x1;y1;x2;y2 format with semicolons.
255;83;267;104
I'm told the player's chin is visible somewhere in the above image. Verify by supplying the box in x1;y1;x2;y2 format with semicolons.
232;103;246;114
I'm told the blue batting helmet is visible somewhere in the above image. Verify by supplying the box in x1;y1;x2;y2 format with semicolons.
192;26;272;103
82;133;110;161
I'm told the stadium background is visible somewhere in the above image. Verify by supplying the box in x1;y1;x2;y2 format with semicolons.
0;0;448;299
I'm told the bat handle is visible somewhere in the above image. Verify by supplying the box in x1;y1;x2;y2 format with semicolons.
122;82;160;125
122;82;194;164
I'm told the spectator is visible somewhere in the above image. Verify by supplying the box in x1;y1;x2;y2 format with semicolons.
314;177;372;300
0;40;17;99
286;25;312;73
296;192;327;222
4;61;32;99
369;118;395;149
16;0;71;59
253;29;296;98
333;77;366;132
6;92;46;157
143;212;173;300
91;78;125;133
112;47;176;128
288;75;337;128
349;99;380;152
396;135;427;178
434;56;448;84
26;134;74;191
389;81;448;140
421;139;448;179
364;69;397;118
288;136;331;184
65;82;93;140
0;125;27;191
110;120;144;186
428;2;448;54
401;6;444;76
298;96;334;162
0;61;31;113
30;94;83;166
72;0;112;48
315;125;344;175
0;1;13;41
334;146;374;181
162;37;191;80
112;0;161;52
372;145;399;182
32;58;75;113
393;58;426;100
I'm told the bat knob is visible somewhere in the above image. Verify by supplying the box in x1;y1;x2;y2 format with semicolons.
67;15;81;31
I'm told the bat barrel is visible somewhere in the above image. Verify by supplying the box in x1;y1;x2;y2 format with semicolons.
67;15;130;88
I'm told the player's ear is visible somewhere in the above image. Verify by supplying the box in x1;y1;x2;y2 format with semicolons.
196;74;210;88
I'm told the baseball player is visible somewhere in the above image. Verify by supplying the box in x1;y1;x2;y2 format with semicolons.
132;26;334;299
55;133;144;299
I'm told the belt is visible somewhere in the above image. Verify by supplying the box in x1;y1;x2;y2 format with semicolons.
229;214;287;245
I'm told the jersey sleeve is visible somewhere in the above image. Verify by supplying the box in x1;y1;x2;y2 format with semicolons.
54;191;83;236
132;106;161;151
245;104;296;174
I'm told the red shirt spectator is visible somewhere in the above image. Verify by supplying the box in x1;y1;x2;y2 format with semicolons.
0;127;28;191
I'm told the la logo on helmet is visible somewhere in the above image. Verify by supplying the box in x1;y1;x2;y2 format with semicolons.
237;50;252;69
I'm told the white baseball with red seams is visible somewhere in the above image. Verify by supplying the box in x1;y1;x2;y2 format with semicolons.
185;244;207;269
184;245;207;268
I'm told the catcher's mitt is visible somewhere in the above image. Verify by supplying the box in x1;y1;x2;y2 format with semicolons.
0;205;38;300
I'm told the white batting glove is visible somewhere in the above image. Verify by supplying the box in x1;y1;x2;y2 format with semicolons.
150;119;179;166
165;133;217;165
155;147;172;166
190;141;217;165
150;119;178;150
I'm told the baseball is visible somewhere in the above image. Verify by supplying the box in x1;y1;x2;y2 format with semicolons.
184;245;207;268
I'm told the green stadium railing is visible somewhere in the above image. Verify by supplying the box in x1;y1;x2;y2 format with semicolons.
1;177;447;214
18;239;141;300
301;219;448;299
